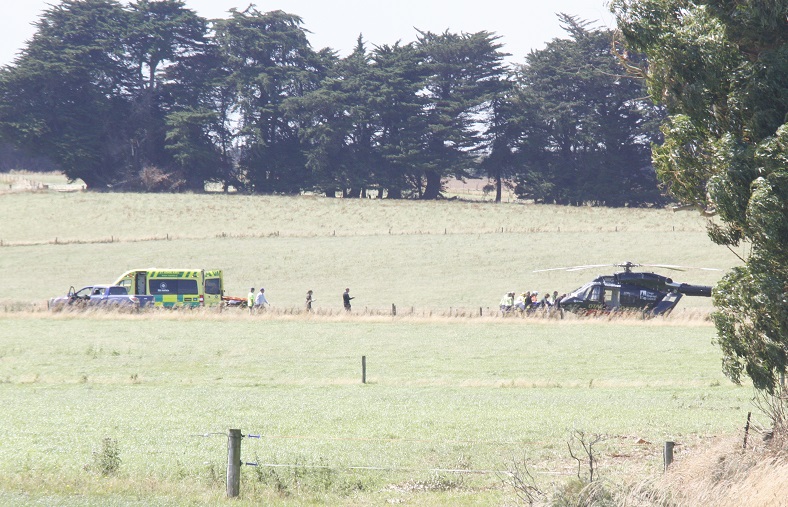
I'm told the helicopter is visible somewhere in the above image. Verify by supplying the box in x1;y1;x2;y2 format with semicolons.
533;261;718;315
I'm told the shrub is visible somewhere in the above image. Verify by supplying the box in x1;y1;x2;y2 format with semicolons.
91;437;121;476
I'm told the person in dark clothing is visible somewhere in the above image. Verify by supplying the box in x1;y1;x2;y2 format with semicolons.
343;288;354;311
306;290;315;311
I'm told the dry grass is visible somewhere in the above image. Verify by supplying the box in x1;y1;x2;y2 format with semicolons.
0;170;85;193
4;303;716;326
618;434;788;507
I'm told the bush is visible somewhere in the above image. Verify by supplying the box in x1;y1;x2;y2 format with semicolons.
90;437;121;476
550;478;615;507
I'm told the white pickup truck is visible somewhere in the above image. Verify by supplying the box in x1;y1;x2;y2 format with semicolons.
48;285;152;310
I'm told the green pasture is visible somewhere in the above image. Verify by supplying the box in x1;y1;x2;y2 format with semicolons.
0;190;740;311
0;314;751;505
0;185;750;504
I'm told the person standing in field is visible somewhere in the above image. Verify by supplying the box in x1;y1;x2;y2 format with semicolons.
255;288;269;310
247;287;255;313
306;290;315;311
514;292;527;312
499;291;514;312
541;292;552;309
343;288;354;311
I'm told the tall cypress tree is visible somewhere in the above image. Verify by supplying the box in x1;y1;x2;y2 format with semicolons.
416;30;508;199
0;0;131;188
508;15;663;206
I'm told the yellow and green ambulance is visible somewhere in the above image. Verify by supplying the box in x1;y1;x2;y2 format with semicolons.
112;269;223;308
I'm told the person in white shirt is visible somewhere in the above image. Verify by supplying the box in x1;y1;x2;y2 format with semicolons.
255;288;269;310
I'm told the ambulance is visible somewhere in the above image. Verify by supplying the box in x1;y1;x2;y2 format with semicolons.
112;269;224;308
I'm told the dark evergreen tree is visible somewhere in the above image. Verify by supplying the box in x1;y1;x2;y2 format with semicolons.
479;76;519;202
509;15;664;206
368;42;430;199
0;0;132;188
165;31;237;191
124;0;208;187
214;8;326;194
416;30;508;199
0;0;211;190
288;37;431;198
285;37;379;197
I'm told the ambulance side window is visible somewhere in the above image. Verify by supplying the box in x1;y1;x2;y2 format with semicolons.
149;279;199;295
205;278;221;295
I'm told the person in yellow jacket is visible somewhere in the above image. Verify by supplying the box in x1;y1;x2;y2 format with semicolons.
247;287;255;313
499;291;514;312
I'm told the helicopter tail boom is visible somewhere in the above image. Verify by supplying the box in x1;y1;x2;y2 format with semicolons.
666;282;712;297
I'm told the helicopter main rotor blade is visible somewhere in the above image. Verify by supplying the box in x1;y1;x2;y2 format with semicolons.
533;263;615;273
566;264;614;272
641;264;722;272
640;264;686;271
533;262;722;274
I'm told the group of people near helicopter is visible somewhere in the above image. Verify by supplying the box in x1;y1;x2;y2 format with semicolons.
499;290;566;314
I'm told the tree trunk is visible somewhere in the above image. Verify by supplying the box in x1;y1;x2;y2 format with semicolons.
495;173;502;203
422;170;442;200
386;187;402;199
325;189;337;198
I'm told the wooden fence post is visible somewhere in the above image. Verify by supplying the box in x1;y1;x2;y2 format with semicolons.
227;429;242;498
743;412;752;449
362;356;367;384
391;304;396;316
663;441;674;472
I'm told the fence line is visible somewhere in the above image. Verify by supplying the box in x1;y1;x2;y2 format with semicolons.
215;426;659;497
197;430;534;447
7;301;714;321
0;223;707;249
243;432;526;446
242;461;514;475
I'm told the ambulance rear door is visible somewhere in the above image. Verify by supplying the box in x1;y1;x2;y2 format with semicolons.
204;270;223;306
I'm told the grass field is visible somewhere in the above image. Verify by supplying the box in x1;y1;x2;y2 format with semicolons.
0;178;740;311
0;177;753;504
0;313;752;505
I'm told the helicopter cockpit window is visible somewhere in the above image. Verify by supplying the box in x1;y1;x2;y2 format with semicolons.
569;283;594;300
590;285;604;302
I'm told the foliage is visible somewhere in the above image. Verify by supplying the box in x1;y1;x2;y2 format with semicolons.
91;437;121;476
507;15;665;206
214;7;325;194
613;0;788;393
1;3;667;203
288;30;508;199
549;478;616;507
416;29;509;199
0;0;132;188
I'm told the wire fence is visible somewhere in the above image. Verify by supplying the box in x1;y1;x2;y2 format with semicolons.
195;428;660;484
196;429;538;480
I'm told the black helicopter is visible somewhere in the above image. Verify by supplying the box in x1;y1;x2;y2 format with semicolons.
534;262;717;315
